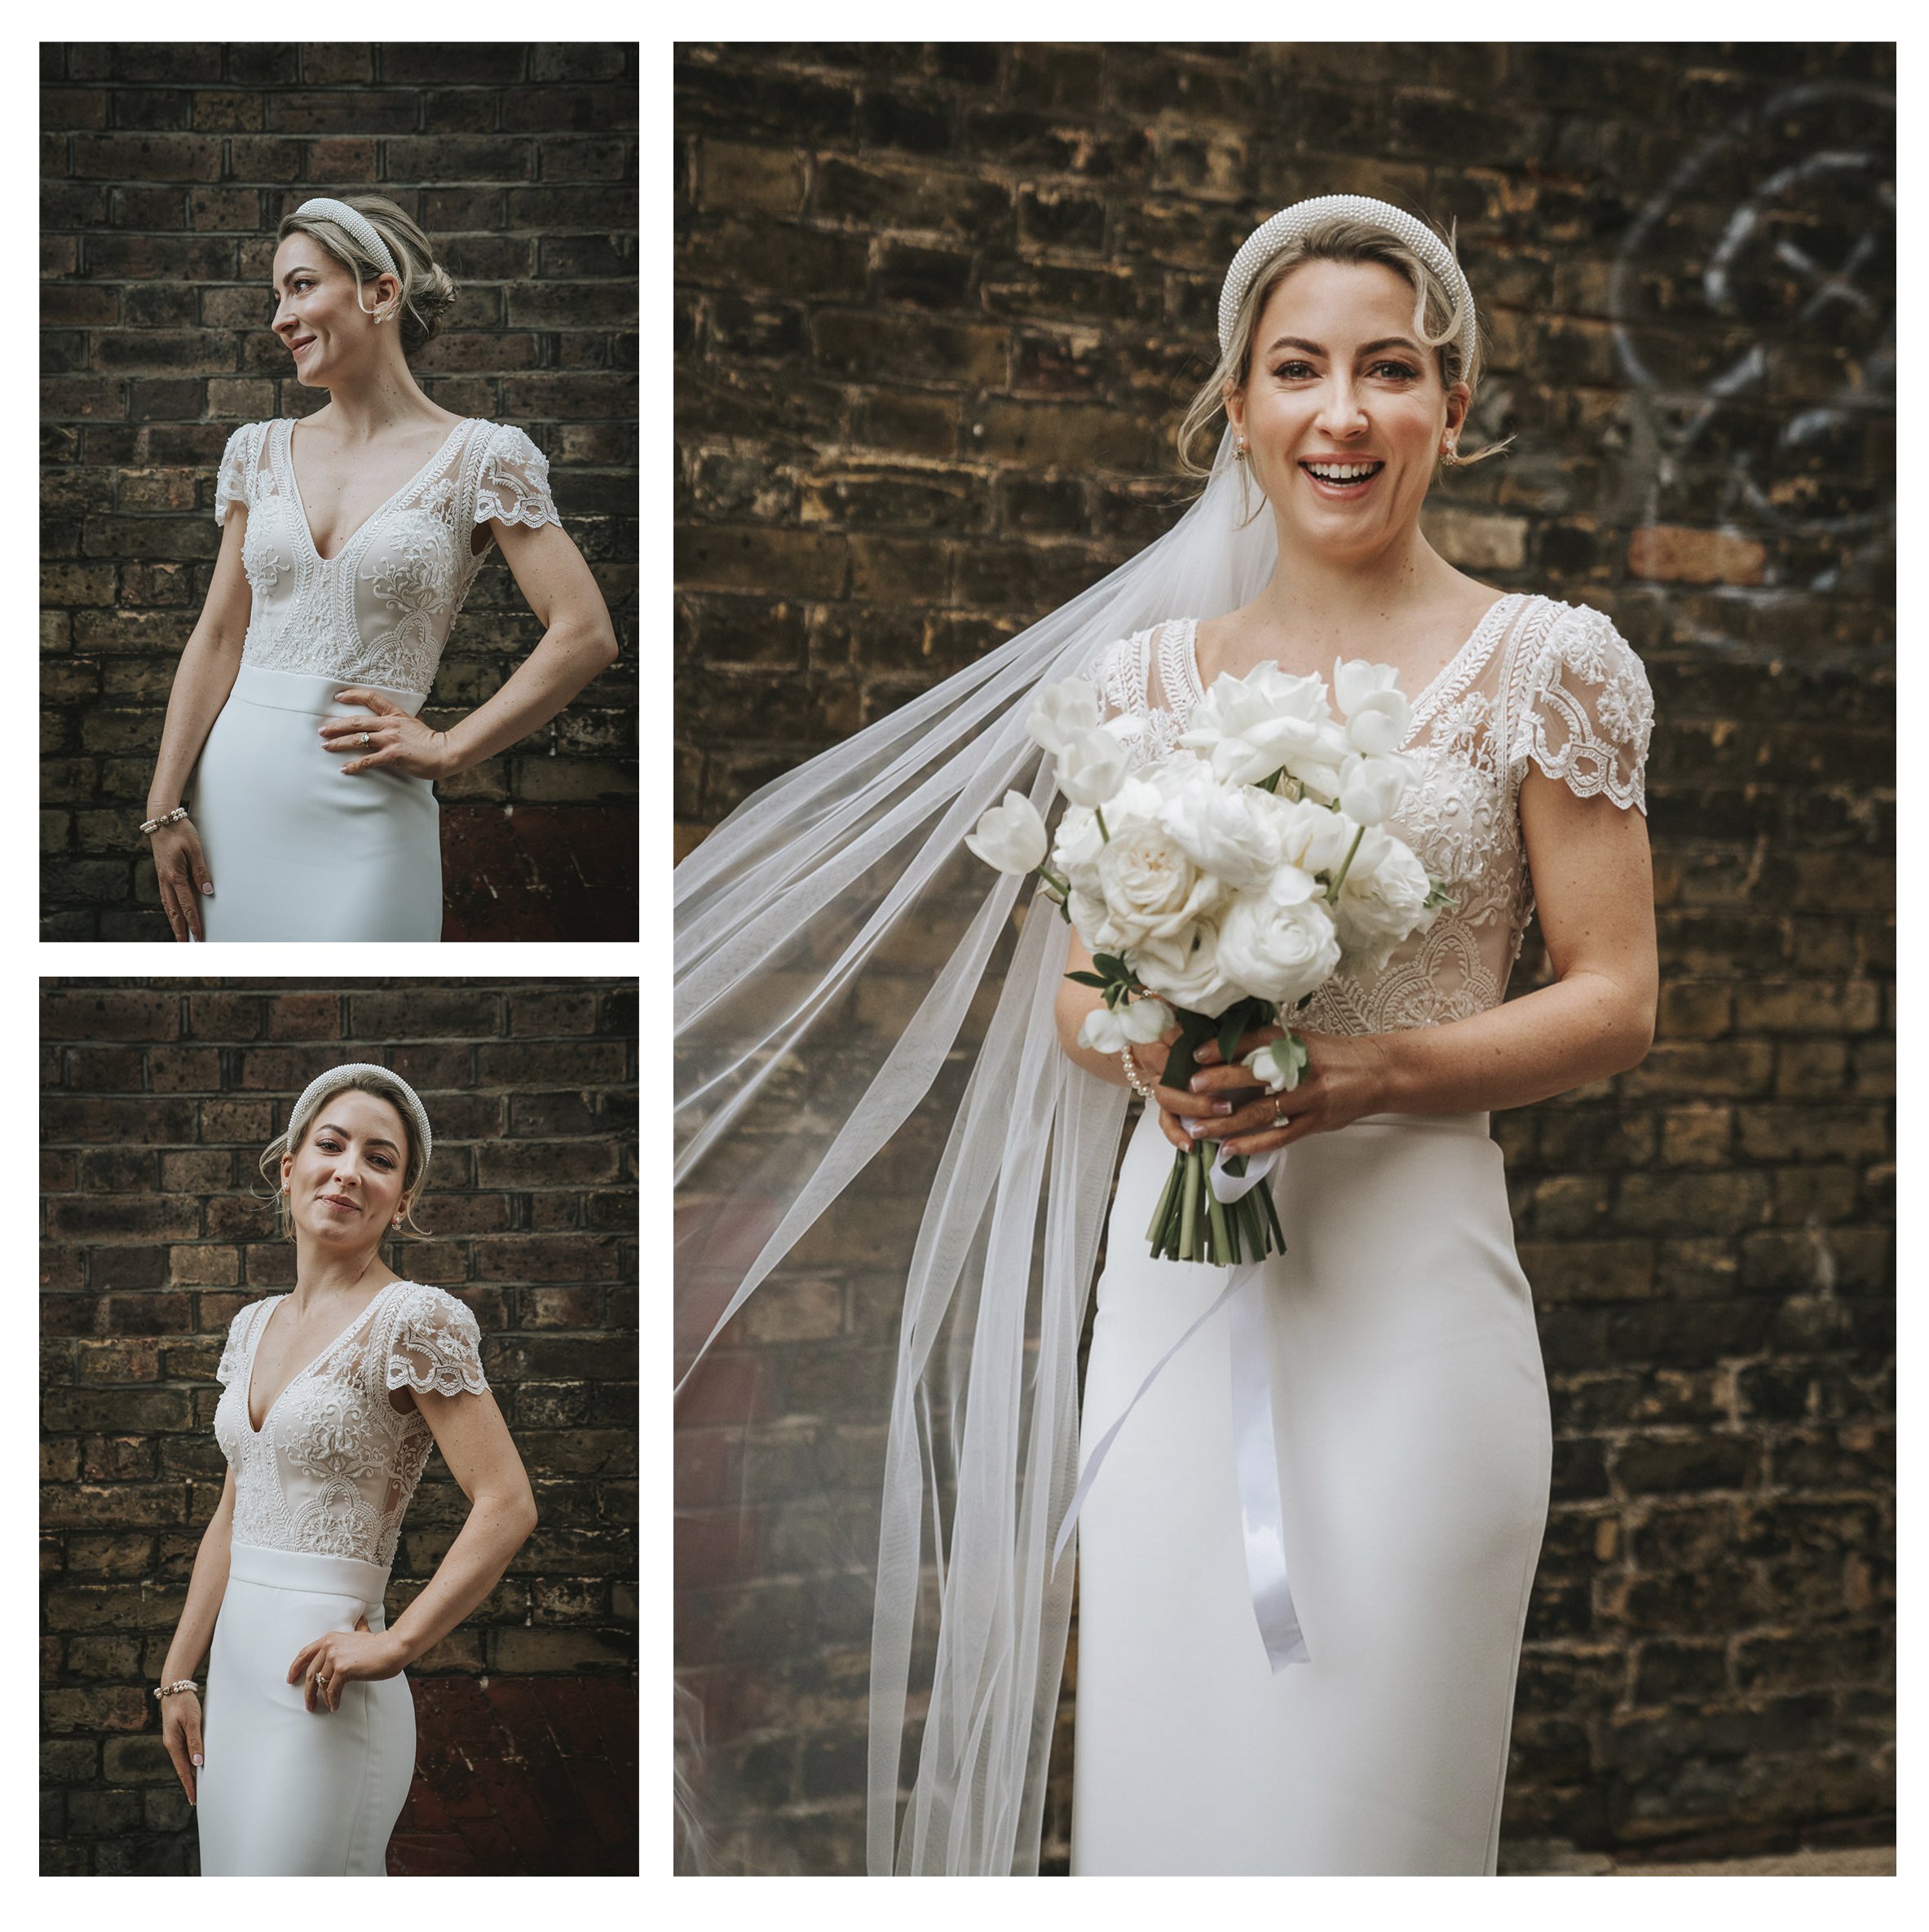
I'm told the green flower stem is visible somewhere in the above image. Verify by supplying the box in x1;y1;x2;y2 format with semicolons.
1205;1163;1233;1264
1326;823;1367;902
1179;1145;1202;1259
1038;863;1070;898
1145;1154;1181;1248
1095;805;1110;842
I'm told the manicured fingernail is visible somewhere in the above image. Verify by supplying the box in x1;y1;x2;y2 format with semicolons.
1184;1118;1206;1136
192;1753;203;1766
1213;1101;1232;1114
201;882;213;894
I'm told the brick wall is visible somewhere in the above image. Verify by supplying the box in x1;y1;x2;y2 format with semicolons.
673;44;1895;1871
40;42;639;942
40;977;638;1876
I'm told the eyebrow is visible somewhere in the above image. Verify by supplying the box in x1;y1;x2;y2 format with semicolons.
314;1120;402;1153
1264;335;1424;357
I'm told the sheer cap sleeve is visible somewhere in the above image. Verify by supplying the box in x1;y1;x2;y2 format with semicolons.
385;1282;489;1397
474;422;561;531
214;421;262;527
214;1299;263;1386
1509;601;1654;814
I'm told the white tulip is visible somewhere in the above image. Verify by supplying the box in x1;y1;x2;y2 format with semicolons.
1052;805;1106;886
1277;796;1357;877
1331;658;1412;759
1243;1034;1309;1094
963;791;1048;874
1333;828;1434;972
1077;1003;1129;1054
1027;677;1101;754
1118;995;1173;1044
1337;751;1415;827
1057;727;1131;808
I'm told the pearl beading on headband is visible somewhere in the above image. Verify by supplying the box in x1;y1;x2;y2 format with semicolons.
294;197;399;280
1217;193;1477;374
287;1062;432;1172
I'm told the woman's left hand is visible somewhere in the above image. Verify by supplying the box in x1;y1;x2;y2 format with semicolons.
320;690;454;780
288;1614;407;1714
1178;1026;1397;1158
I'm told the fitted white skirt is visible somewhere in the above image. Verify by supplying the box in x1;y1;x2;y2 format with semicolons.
1070;1106;1552;1876
190;662;441;942
196;1542;415;1877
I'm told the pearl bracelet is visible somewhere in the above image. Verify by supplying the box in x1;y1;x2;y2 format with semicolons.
139;805;188;836
153;1679;199;1700
1119;1043;1156;1103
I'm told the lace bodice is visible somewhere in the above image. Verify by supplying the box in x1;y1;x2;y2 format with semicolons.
213;1279;490;1570
1091;593;1654;1034
213;417;562;699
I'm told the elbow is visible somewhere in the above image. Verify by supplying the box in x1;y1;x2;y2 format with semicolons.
1618;993;1657;1073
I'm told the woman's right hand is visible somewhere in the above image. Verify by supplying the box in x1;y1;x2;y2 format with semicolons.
160;1687;204;1805
149;818;214;942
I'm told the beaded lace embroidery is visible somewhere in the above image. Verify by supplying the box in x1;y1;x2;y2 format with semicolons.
1090;593;1653;1034
213;1280;490;1569
213;417;562;699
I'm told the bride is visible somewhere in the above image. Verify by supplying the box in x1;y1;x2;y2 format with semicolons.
674;194;1657;1875
141;194;620;942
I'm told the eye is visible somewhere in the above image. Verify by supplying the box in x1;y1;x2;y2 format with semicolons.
1371;360;1419;380
1271;360;1314;380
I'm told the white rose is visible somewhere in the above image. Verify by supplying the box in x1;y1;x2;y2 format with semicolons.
1333;827;1434;971
1176;664;1336;787
1067;884;1109;949
1133;919;1239;1017
1028;677;1101;754
1333;657;1413;758
1077;1003;1128;1053
1338;750;1416;827
964;791;1048;874
1096;823;1219;947
1057;727;1131;809
1156;761;1282;889
1216;891;1342;1008
1118;995;1173;1044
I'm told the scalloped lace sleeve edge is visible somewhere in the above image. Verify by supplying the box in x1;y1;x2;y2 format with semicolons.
1511;603;1652;815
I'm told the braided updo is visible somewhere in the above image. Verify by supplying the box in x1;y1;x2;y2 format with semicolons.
277;193;458;357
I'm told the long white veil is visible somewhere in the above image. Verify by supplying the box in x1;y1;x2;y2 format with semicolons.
674;427;1282;1873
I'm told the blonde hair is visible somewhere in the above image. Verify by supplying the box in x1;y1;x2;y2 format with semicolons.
1176;210;1512;486
277;193;458;358
258;1073;430;1240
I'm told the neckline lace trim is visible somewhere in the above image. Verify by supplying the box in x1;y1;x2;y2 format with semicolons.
243;1277;408;1436
280;415;474;566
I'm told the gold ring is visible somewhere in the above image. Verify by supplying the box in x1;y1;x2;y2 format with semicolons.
1273;1094;1291;1122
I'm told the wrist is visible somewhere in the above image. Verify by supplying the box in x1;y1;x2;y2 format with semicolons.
382;1625;422;1669
435;719;475;779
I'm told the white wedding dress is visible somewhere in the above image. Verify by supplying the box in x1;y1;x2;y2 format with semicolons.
192;417;561;941
1070;593;1653;1875
198;1280;489;1877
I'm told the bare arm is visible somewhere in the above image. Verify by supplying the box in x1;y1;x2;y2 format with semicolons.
161;1462;236;1683
380;1386;540;1667
157;1463;236;1804
435;518;620;777
146;508;251;822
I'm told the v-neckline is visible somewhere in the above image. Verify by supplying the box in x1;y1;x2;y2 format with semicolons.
244;1279;400;1436
282;416;470;564
1179;591;1519;733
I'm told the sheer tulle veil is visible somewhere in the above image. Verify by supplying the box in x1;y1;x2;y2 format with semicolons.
675;426;1284;1872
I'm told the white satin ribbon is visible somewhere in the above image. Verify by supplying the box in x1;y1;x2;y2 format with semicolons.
1052;1143;1309;1672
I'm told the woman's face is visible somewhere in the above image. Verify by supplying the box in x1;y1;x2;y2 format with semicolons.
271;233;395;388
1227;258;1469;560
281;1087;412;1247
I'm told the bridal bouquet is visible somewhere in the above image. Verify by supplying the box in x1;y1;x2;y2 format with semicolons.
968;656;1450;1265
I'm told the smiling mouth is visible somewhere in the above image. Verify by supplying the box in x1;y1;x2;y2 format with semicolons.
1300;461;1385;497
290;337;316;356
320;1194;356;1211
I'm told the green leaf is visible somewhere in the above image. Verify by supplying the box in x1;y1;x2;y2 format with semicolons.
1065;970;1107;988
1092;952;1128;981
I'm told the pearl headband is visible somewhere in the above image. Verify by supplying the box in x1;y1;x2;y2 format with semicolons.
293;196;399;280
286;1062;432;1192
1217;192;1477;375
